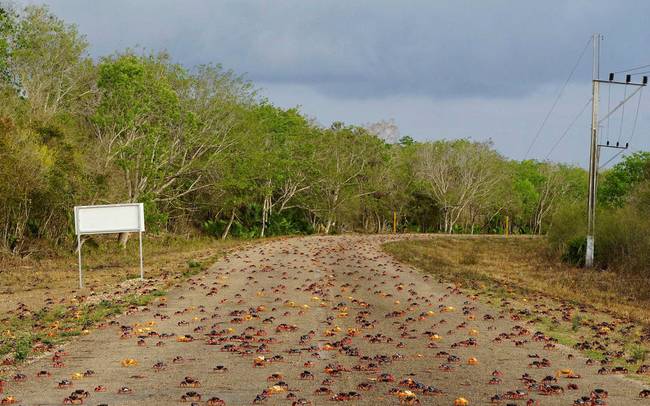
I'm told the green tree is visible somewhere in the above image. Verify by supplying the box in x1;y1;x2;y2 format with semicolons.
415;140;505;233
91;52;252;244
0;5;16;83
599;152;650;207
306;123;386;233
10;5;93;121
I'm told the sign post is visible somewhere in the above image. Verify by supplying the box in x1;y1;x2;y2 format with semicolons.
74;203;145;289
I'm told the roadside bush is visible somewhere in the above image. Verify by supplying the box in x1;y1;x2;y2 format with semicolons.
561;236;586;267
548;181;650;275
597;189;650;273
547;201;585;254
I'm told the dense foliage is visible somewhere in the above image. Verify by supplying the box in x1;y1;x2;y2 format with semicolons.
548;151;650;272
0;5;645;277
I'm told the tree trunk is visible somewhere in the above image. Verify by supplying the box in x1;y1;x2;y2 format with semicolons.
260;194;271;238
375;212;382;233
222;208;236;240
443;210;450;234
324;217;333;234
310;214;317;231
118;232;130;249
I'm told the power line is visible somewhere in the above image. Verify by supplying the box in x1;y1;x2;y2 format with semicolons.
599;148;625;169
617;85;627;143
628;87;643;144
544;98;592;160
599;88;643;170
524;37;592;159
598;85;643;124
612;62;650;74
625;69;650;76
606;82;612;140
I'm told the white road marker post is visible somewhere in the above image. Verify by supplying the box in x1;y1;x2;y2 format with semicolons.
77;234;83;289
139;230;144;280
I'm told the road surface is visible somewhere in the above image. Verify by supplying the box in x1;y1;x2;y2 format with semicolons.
3;235;646;405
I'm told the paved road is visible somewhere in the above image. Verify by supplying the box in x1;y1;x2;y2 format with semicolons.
2;235;646;405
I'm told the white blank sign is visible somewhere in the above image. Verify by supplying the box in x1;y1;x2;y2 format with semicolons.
73;203;146;288
74;203;145;235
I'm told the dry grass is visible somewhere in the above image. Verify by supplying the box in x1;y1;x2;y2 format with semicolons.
0;234;244;313
383;235;650;326
384;235;650;381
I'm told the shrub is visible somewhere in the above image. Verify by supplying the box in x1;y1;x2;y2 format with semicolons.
561;236;586;267
547;202;585;255
549;180;650;275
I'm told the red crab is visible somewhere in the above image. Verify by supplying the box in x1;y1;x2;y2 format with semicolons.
314;387;332;395
330;392;361;401
180;377;201;388
180;391;201;402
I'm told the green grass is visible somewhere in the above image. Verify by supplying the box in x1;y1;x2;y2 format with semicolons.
182;259;206;278
0;291;160;365
571;314;583;332
124;293;158;307
628;344;648;364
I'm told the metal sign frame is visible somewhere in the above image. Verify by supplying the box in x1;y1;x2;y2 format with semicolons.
74;203;145;288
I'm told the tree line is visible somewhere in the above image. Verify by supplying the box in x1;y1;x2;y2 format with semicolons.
1;5;646;269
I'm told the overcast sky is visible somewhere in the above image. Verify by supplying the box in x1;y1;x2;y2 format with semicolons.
14;0;650;166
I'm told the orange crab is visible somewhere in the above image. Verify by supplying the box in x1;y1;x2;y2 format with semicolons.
121;358;138;367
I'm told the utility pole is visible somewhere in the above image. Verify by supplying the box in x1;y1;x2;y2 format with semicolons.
585;34;647;268
585;33;600;268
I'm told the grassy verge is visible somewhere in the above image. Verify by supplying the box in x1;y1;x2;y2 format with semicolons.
0;234;249;368
383;236;650;382
384;236;650;324
0;291;163;364
0;234;242;301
